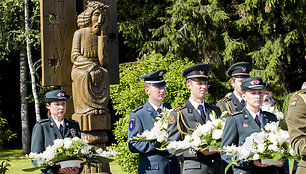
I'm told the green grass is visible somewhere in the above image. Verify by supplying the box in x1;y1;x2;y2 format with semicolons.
0;148;122;174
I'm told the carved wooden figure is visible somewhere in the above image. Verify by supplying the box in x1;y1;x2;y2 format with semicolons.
71;1;111;132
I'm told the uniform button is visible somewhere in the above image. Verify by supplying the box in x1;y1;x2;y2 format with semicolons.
148;167;151;169
212;160;214;162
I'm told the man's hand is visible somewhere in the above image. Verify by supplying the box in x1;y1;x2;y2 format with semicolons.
253;160;284;168
58;167;79;174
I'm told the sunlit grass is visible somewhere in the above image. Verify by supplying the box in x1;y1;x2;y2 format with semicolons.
0;148;122;174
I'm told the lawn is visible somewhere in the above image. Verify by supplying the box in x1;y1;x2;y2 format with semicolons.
0;148;122;174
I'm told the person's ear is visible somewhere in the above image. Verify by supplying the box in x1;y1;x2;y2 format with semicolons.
46;103;50;109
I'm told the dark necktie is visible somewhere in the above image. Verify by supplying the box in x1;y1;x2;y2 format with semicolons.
255;115;261;127
198;105;206;122
157;108;162;114
59;124;64;134
241;99;245;106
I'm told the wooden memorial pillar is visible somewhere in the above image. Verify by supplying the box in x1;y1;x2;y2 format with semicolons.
40;0;119;173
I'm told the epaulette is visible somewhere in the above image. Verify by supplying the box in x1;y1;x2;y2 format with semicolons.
132;106;143;113
174;104;186;112
231;111;242;116
37;119;49;124
220;96;231;102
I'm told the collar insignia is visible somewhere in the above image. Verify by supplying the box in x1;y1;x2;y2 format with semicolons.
71;128;76;137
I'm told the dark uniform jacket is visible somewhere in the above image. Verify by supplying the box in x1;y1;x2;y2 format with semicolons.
31;116;81;174
221;107;278;174
128;100;180;174
217;93;244;117
286;88;306;174
167;100;222;174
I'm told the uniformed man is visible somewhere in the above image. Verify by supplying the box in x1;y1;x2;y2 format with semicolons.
128;69;180;174
167;64;222;174
286;88;306;174
221;77;283;174
31;89;82;174
217;62;252;117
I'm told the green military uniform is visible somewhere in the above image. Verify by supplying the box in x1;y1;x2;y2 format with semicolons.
167;64;222;174
286;88;306;174
30;90;82;174
168;101;222;174
221;77;279;174
221;108;278;174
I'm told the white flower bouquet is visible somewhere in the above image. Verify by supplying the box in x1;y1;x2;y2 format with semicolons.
222;122;298;172
160;117;225;153
23;137;118;172
129;108;170;143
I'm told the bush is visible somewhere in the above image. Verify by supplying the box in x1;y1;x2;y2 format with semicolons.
0;114;17;149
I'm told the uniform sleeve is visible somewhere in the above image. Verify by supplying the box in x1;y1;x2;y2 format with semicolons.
31;123;45;153
167;110;182;143
221;116;239;164
286;94;306;157
128;112;158;153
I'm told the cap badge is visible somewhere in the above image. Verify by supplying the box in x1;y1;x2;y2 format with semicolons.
250;80;259;85
159;71;163;76
242;67;247;72
57;92;65;97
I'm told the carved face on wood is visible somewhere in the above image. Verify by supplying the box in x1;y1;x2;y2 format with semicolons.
92;9;105;35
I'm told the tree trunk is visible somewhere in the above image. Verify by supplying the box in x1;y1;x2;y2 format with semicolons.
20;47;31;155
24;0;40;121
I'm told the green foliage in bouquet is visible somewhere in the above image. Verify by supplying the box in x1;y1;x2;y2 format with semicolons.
110;52;195;173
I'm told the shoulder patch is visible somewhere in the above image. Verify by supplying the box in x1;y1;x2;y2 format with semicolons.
168;114;175;124
129;118;136;131
37;119;49;124
289;96;298;107
132;106;143;113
